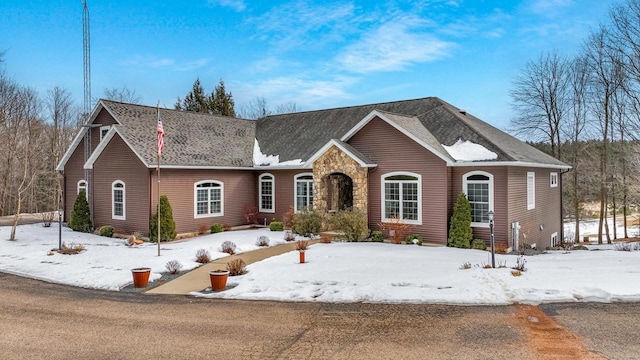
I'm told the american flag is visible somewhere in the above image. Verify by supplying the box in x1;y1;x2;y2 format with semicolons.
157;112;165;157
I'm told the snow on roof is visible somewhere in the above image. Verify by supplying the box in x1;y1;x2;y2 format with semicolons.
253;139;303;167
442;139;498;162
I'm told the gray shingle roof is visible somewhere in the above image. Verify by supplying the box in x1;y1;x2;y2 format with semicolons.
101;100;256;167
258;97;568;167
91;97;567;169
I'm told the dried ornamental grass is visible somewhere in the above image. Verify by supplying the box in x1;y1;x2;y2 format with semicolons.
226;259;248;276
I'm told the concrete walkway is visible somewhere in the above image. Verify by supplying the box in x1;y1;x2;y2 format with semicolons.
146;239;319;295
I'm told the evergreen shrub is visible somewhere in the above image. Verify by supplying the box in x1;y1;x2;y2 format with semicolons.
149;195;177;242
448;193;472;248
68;190;92;233
269;221;284;232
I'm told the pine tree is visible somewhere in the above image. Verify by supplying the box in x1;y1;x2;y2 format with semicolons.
149;195;177;242
174;78;236;116
448;193;472;248
68;190;92;233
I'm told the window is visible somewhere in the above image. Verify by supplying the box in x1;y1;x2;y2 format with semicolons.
100;126;110;141
77;180;87;195
194;181;223;218
294;173;313;212
381;172;422;224
112;180;125;220
527;172;535;210
550;172;558;188
259;173;275;213
463;171;493;227
551;232;559;247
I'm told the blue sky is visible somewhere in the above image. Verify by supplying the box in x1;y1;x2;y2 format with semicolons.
1;0;611;130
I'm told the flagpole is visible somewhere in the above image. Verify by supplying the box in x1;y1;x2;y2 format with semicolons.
157;102;161;257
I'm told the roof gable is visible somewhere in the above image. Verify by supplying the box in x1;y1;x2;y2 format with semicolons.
305;139;377;168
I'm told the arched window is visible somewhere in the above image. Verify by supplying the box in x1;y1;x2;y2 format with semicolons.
112;180;125;220
77;180;87;195
294;173;313;212
463;171;494;227
194;180;224;218
381;172;422;224
259;173;275;213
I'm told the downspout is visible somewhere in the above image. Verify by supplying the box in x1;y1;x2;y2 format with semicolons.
560;168;571;244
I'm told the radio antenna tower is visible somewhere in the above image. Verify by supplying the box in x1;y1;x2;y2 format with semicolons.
82;1;93;222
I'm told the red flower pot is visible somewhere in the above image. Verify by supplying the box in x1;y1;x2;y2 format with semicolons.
209;270;230;291
299;250;305;264
131;267;151;288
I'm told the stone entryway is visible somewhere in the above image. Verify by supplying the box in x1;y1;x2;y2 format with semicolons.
312;144;369;214
326;173;353;211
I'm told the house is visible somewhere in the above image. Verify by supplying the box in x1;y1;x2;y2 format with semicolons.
56;97;570;249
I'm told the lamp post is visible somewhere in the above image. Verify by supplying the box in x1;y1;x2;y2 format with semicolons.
488;210;495;268
58;208;63;250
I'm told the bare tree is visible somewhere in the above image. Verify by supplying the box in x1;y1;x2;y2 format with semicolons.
584;27;626;244
510;50;570;159
563;55;591;243
103;85;142;104
238;96;299;120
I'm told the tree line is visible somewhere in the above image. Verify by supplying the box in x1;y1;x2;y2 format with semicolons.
510;0;640;244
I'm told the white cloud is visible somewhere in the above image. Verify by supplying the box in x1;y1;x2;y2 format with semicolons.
528;0;573;14
122;55;210;72
208;0;246;12
336;16;453;73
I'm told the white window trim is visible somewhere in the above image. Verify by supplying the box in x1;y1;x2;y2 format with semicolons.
77;179;87;195
380;171;422;225
527;172;536;210
462;171;494;228
551;232;559;247
294;173;314;213
550;172;558;188
194;180;224;218
100;125;110;142
111;180;125;220
259;173;275;213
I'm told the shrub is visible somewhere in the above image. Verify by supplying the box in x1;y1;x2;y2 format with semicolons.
283;206;295;228
614;242;639;251
330;209;368;242
269;221;284;232
497;260;507;268
512;255;527;272
210;223;224;234
448;193;472;248
243;204;259;224
380;217;413;244
405;234;423;245
220;241;237;255
68;190;92;233
291;209;322;238
320;233;333;243
511;270;522;277
57;242;85;255
471;239;487;250
572;245;589;251
226;259;247;276
256;235;270;247
165;260;183;274
370;230;385;242
295;240;309;251
42;212;55;227
459;261;472;270
195;249;211;263
197;224;208;235
99;225;114;238
149;195;177;242
283;231;296;242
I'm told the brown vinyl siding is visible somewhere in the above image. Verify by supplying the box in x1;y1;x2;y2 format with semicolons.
451;166;509;247
90;109;119;153
63;138;88;222
150;169;256;234
347;117;449;244
507;167;561;249
257;170;301;224
92;135;149;235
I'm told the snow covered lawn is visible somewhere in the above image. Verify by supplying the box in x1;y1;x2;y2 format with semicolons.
1;223;639;305
0;224;287;291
